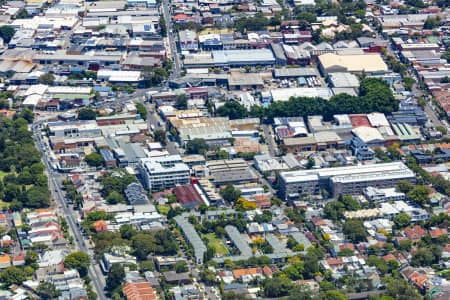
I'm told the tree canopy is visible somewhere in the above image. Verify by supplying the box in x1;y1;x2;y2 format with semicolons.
36;282;61;299
84;152;103;167
0;266;25;286
0;26;16;43
343;219;367;242
136;103;147;120
186;138;209;154
77;108;96;120
64;252;90;277
38;73;55;85
106;263;125;291
217;78;398;121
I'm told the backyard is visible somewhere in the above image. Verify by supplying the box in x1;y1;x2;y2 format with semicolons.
202;233;229;256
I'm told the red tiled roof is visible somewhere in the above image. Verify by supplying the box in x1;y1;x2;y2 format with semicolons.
263;266;272;276
327;258;343;266
233;268;262;279
429;228;448;238
382;254;396;263
123;282;157;300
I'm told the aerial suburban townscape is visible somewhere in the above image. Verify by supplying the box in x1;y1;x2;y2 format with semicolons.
0;0;448;299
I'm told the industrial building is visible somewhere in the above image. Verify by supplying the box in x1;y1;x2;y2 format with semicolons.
279;162;415;200
318;53;388;75
183;49;276;68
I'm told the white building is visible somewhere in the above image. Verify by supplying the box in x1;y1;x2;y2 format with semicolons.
364;187;406;203
139;155;190;190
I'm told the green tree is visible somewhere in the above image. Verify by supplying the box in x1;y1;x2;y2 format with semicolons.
296;12;316;23
106;191;124;204
442;50;450;63
216;101;248;120
38;73;55;85
338;248;354;257
423;16;441;29
139;261;155;273
393;213;411;229
384;277;421;300
36;282;61;299
175;94;188;110
436;125;447;135
223;292;247;300
25;251;38;265
263;276;294;297
159;15;167;37
323;201;345;221
26;186;50;208
219;184;242;203
396;180;413;193
0;26;16;43
407;185;430;205
87;211;108;222
186;138;209;154
174;260;188;273
15;8;30;19
288;283;313;300
136;103;147;120
403;77;414;91
64;252;90;277
84;153;103;167
153;129;166;145
411;245;441;266
199;268;216;285
106;263;125;291
78;108;96;120
120;224;136;240
0;266;25;286
387;145;402;160
343;219;367;242
321;290;348;300
132;233;156;260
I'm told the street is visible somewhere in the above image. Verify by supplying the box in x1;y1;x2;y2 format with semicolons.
162;0;181;78
263;124;278;157
32;122;107;300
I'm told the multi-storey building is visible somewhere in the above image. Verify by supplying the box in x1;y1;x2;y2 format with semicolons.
279;162;415;201
139;155;190;191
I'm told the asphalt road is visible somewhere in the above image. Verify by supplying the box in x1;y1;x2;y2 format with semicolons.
162;0;181;78
145;102;180;155
263;124;278;156
32;122;107;300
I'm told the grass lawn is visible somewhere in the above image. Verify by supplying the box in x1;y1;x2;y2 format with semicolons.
0;199;10;209
0;171;8;179
157;205;170;215
203;233;229;256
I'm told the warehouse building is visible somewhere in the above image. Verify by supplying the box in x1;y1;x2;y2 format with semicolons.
270;87;334;102
183;49;275;68
318;53;388;75
328;72;360;88
279;162;415;200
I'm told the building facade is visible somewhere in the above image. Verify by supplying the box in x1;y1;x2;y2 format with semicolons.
279;162;415;200
139;155;190;191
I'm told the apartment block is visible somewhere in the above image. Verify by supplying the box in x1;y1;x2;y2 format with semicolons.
139;155;190;191
279;162;415;200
